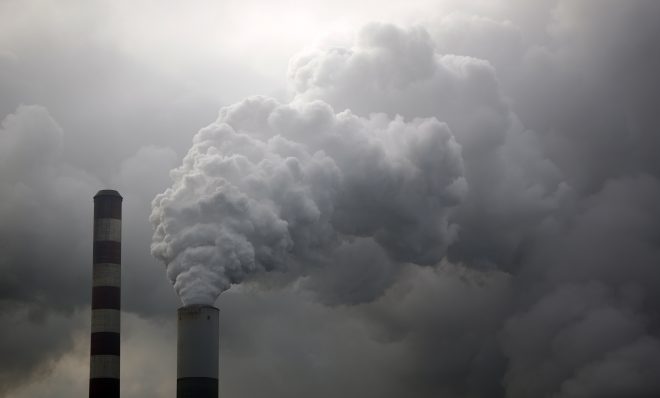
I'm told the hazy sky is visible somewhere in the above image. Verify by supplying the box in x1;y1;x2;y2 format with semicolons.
2;1;660;397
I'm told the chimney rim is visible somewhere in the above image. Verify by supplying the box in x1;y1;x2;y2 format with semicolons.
94;189;123;200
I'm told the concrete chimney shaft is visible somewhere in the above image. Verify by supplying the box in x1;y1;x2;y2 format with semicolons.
90;189;122;398
177;305;220;398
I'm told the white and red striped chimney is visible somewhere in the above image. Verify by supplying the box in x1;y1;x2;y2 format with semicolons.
89;190;122;398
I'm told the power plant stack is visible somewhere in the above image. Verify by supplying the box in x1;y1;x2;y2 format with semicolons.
90;190;123;398
177;305;220;398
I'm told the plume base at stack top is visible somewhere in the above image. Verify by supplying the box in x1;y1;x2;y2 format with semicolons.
177;305;220;398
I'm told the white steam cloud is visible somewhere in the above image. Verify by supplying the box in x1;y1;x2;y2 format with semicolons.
150;97;466;305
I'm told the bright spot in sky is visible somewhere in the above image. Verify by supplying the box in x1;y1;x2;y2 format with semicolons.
234;7;320;43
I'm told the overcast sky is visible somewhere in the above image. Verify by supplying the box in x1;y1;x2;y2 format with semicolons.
2;1;660;397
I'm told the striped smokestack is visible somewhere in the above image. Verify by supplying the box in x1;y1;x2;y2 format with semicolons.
90;190;122;398
177;305;220;398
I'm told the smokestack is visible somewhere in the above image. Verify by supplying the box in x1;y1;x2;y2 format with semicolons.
90;190;122;398
177;305;220;398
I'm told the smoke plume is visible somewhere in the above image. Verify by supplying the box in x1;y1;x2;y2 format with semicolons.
150;10;660;396
150;98;466;305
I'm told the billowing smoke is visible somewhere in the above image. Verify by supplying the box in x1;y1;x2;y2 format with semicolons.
150;98;466;305
148;5;660;397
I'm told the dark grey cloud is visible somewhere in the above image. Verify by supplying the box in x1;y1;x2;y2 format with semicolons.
213;263;510;398
0;105;96;309
2;1;660;397
0;105;92;394
506;1;660;193
0;303;83;396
